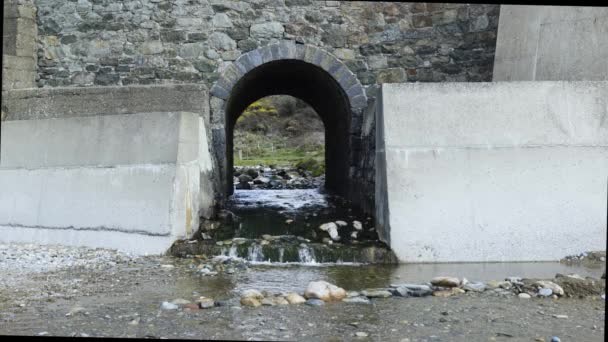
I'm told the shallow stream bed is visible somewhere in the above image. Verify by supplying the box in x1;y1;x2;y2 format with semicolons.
0;243;605;341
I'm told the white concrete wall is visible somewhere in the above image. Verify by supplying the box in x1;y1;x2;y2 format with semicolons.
0;110;212;255
493;5;608;81
376;81;608;262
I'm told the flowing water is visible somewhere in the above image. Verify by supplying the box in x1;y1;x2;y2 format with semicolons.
221;188;372;241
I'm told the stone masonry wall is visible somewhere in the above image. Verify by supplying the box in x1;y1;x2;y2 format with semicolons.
34;1;499;92
31;0;500;215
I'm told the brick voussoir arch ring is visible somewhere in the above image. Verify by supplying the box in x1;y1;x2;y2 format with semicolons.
209;42;368;113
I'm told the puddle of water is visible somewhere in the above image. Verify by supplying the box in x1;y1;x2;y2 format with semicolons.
185;261;605;299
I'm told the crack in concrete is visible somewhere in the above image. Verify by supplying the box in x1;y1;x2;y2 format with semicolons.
0;223;171;237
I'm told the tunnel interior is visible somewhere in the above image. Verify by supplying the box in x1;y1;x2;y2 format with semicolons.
224;59;352;197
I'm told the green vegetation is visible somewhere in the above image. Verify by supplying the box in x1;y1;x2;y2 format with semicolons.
295;158;325;177
233;96;325;169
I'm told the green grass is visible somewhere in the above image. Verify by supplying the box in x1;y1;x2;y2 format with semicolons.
234;146;324;167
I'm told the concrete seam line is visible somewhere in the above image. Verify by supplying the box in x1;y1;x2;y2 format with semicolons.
384;144;608;150
0;223;171;237
4;110;205;121
0;162;179;171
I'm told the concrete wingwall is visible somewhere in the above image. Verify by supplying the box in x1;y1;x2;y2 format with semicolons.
376;81;608;262
493;5;608;81
0;85;214;255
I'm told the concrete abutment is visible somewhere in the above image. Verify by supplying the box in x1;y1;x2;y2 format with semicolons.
0;85;214;255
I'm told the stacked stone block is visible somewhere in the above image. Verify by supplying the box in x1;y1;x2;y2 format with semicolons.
3;0;38;92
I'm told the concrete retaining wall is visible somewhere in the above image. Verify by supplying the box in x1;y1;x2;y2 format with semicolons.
493;5;608;81
376;81;608;262
0;85;213;255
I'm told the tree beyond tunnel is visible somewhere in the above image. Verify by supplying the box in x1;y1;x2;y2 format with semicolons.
224;59;353;197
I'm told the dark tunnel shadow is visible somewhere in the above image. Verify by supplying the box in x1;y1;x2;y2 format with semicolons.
224;59;352;198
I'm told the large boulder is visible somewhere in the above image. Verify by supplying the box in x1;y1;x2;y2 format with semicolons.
253;176;270;184
554;276;605;297
533;280;565;296
285;293;306;304
238;174;253;183
241;289;264;300
240;297;261;307
245;168;259;179
431;276;460;288
304;280;346;301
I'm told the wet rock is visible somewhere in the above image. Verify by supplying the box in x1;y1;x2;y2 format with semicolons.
350;231;358;239
353;221;363;230
555;273;585;280
505;276;523;285
240;297;262;307
196;297;215;309
322;238;333;245
335;220;348;227
241;289;264;300
518;293;531;299
551;337;561;342
160;302;179;310
361;289;392;298
538;288;553;297
170;298;191;305
236;182;251;189
304;280;346;301
343;296;371;304
285;293;306;304
253;176;270;185
346;291;360;298
391;283;432;291
238;174;252;183
534;281;564;296
554;276;605;297
215;300;230;307
552;314;568;319
273;297;289;305
390;287;410;297
433;288;465;297
319;222;337;232
486;280;511;289
305;299;325;306
431;276;460;288
183;303;200;311
328;226;340;241
409;289;434;297
261;298;275;306
462;282;486;292
355;332;369;337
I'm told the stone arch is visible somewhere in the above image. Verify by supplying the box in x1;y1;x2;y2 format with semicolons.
209;42;368;200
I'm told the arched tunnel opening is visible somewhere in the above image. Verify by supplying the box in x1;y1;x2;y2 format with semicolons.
197;55;388;262
224;59;352;198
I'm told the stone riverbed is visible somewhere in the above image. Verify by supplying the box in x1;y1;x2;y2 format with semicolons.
0;243;605;341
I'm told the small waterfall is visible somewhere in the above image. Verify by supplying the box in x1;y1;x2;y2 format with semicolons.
247;243;264;262
297;244;317;264
220;247;228;256
228;245;238;258
278;247;285;263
